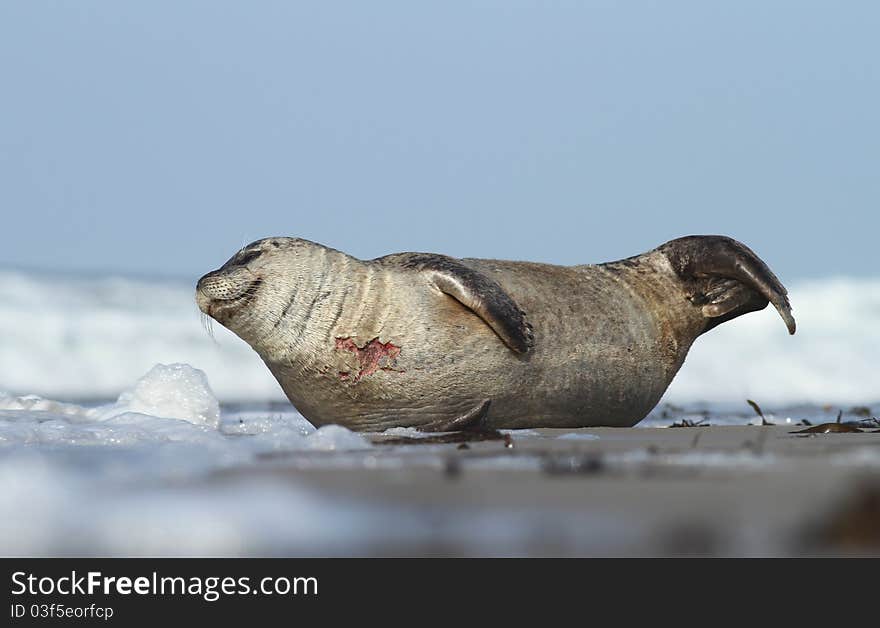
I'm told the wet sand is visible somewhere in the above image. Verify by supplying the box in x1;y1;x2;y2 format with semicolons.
216;425;880;556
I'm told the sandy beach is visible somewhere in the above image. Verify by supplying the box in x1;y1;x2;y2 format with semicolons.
212;422;880;557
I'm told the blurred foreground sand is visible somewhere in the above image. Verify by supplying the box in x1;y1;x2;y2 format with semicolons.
220;425;880;557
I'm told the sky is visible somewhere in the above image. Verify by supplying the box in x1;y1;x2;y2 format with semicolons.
1;1;877;282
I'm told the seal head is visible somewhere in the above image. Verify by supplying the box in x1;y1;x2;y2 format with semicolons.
196;238;340;352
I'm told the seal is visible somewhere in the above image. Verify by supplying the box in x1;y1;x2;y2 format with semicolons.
196;235;795;431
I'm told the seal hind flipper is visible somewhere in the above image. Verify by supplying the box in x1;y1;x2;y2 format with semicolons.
659;235;796;335
418;400;492;432
383;253;534;353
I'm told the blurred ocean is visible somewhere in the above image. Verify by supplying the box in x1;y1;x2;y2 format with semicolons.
1;268;877;405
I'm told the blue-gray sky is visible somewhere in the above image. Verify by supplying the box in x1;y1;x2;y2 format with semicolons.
1;1;877;281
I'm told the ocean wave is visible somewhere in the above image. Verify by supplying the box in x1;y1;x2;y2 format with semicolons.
0;270;281;401
1;270;877;404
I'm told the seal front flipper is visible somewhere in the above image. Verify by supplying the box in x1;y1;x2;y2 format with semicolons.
659;235;796;334
382;253;534;353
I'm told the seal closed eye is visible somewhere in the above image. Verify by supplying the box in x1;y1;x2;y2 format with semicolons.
196;234;796;432
230;248;263;267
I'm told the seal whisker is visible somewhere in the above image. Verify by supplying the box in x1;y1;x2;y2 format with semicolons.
200;312;217;344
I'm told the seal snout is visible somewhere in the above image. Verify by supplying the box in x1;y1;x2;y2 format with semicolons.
197;271;238;300
196;268;262;317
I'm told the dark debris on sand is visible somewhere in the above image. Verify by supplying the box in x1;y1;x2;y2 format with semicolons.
790;410;871;435
669;418;710;428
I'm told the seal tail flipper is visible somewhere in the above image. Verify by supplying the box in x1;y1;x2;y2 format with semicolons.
380;253;534;353
659;235;796;335
418;400;492;433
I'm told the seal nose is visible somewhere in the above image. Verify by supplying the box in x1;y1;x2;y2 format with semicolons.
196;270;238;300
196;270;220;295
196;267;255;302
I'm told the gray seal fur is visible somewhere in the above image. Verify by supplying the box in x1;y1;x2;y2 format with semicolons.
196;235;795;431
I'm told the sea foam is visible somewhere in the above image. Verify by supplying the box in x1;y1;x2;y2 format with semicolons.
0;362;369;451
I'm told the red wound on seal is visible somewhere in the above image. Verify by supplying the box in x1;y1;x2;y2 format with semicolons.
335;337;402;381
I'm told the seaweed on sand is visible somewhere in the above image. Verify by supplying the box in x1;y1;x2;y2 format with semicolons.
747;399;775;426
790;410;864;434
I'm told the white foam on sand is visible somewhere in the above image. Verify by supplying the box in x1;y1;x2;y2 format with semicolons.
91;363;220;427
0;363;383;555
0;363;370;450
